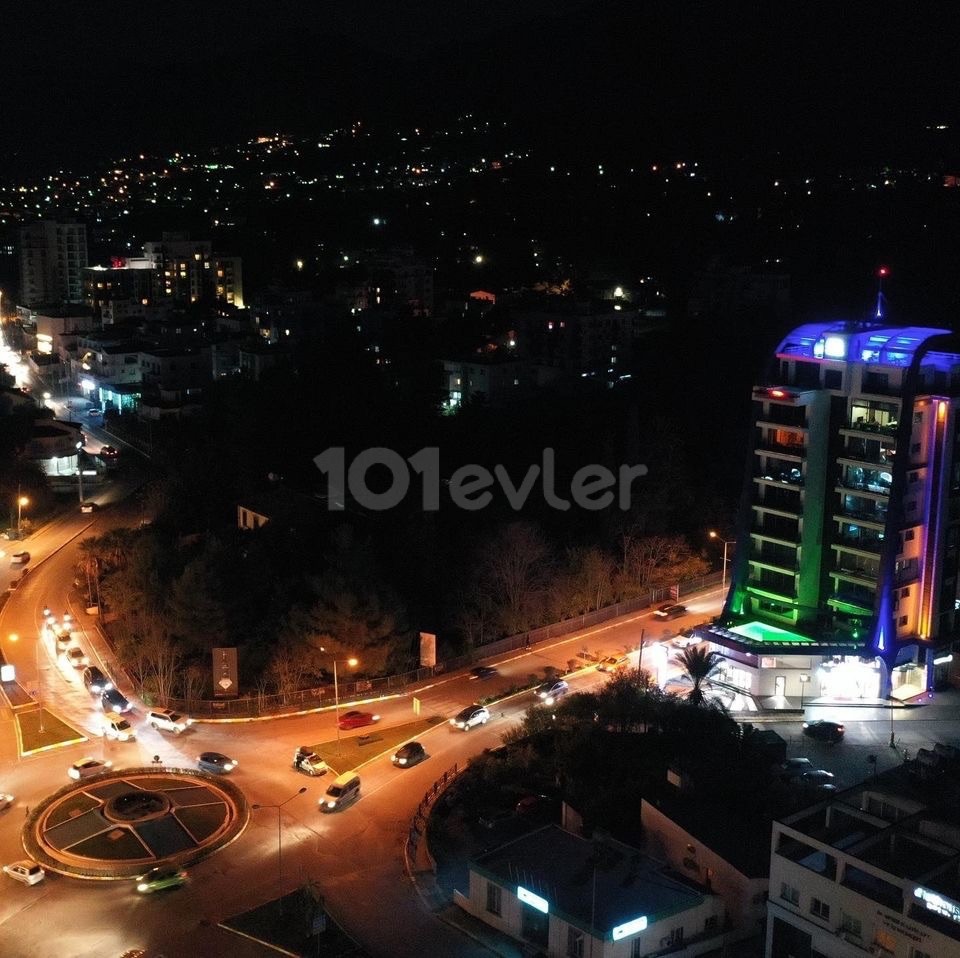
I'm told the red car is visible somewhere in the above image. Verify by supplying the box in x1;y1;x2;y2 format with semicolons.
337;710;380;730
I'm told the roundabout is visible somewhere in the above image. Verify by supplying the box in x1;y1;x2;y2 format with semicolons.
23;767;249;879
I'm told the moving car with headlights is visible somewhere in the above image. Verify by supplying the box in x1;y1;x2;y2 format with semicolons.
535;679;569;704
136;865;187;894
65;646;89;668
802;719;845;743
80;501;97;514
69;758;112;780
10;551;30;565
102;689;131;713
83;666;113;694
450;704;490;730
293;746;328;776
469;665;498;680
653;603;687;620
197;752;237;774
320;771;361;812
102;715;136;742
3;861;44;886
148;709;192;734
392;742;427;767
337;710;380;730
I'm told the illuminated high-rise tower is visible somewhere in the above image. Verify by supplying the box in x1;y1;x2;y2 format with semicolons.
702;321;960;701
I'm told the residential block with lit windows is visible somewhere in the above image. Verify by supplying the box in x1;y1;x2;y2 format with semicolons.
698;322;960;703
768;763;960;958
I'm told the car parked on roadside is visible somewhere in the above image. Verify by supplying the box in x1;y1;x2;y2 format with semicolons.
69;758;112;780
3;861;44;886
797;769;837;792
450;704;490;730
802;719;845;743
337;710;380;730
535;679;569;704
136;865;187;894
148;709;192;734
392;742;427;767
597;655;629;672
197;752;237;774
102;689;131;713
83;666;113;694
776;757;814;780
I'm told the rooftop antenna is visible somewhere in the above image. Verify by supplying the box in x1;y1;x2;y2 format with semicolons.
875;266;889;320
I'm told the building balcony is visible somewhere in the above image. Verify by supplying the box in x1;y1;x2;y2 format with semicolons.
752;502;803;520
835;481;890;501
747;579;797;602
832;566;879;587
832;536;883;556
838;451;895;470
755;444;804;462
751;528;801;549
834;509;887;530
756;416;808;432
749;557;798;577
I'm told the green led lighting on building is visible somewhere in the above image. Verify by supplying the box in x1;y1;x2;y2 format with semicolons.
729;621;815;645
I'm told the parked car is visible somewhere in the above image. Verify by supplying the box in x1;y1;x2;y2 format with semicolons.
450;704;490;730
197;752;237;774
80;501;97;513
337;710;380;730
87;408;102;418
293;746;328;777
535;679;569;704
102;715;136;742
798;769;837;792
69;758;112;780
671;630;702;649
802;719;845;743
83;666;113;694
10;552;29;565
3;861;44;886
597;655;629;672
148;709;192;734
470;666;499;680
0;792;13;811
101;689;131;714
136;865;187;894
65;646;89;668
653;603;687;620
776;757;814;779
392;742;427;767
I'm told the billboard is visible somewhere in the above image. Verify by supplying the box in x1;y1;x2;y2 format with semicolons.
212;647;239;698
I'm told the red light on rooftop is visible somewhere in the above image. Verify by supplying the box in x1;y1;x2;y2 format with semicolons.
877;266;889;278
770;389;786;398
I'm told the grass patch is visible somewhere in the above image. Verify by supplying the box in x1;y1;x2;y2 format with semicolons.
308;717;445;775
17;708;86;754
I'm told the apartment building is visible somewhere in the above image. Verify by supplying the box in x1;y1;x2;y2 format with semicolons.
698;322;960;700
768;762;960;957
19;220;88;306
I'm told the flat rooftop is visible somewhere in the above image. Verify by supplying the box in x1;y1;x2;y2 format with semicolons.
729;621;815;645
472;825;705;935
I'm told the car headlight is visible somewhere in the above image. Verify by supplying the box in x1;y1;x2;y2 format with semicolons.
327;801;336;808
398;758;407;765
545;697;554;705
137;883;149;892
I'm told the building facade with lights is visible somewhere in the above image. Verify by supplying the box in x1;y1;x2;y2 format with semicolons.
767;764;960;958
700;322;960;702
19;220;88;307
456;824;726;957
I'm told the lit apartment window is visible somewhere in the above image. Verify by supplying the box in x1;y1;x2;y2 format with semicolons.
485;882;501;916
810;898;830;921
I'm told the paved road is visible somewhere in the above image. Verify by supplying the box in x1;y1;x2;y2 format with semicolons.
3;535;960;958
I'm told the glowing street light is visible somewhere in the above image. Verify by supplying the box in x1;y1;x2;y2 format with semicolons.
322;650;359;756
709;531;736;591
16;494;29;538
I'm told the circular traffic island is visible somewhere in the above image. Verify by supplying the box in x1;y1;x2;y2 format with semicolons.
24;767;249;880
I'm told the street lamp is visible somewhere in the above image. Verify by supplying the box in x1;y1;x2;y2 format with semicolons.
252;786;307;916
9;632;44;733
16;494;28;538
76;441;84;504
327;654;359;756
708;531;736;591
799;674;810;709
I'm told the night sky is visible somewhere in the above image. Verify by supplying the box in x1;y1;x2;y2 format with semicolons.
4;1;960;175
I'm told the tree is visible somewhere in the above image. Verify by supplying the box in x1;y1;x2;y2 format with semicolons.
672;646;724;707
477;522;551;634
166;546;229;654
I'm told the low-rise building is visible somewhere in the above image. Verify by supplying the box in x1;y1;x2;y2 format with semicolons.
768;761;960;957
442;352;530;409
456;824;726;957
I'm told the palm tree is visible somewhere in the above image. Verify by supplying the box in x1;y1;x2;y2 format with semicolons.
672;646;724;707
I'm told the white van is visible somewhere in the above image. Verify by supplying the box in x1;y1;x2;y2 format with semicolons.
320;771;360;812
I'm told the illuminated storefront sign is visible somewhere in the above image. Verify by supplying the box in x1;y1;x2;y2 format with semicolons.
612;916;648;940
915;887;960;924
517;886;549;914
